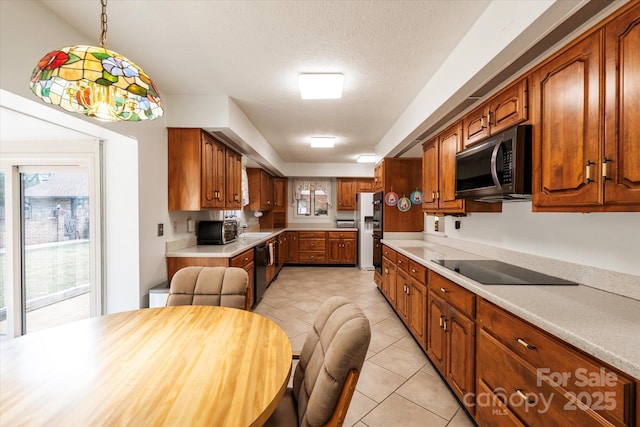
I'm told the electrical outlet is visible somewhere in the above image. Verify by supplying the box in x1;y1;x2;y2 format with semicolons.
157;223;164;237
187;218;194;232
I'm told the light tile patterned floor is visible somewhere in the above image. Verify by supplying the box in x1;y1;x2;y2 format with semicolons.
254;266;474;427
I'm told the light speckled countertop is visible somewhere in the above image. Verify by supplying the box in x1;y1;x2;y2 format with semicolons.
382;239;640;380
165;227;358;258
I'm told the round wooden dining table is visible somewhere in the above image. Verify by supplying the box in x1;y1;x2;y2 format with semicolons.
0;305;292;426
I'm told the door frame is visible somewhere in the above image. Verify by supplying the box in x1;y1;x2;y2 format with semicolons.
1;142;103;338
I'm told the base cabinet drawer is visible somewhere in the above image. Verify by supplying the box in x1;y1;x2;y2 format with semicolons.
477;299;635;426
477;330;627;427
298;252;326;263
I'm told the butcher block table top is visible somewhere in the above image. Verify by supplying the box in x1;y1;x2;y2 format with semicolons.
0;306;292;426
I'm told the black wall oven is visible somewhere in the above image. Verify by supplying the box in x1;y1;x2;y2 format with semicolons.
372;192;383;274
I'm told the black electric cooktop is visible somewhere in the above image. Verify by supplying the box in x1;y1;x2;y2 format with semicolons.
431;259;579;286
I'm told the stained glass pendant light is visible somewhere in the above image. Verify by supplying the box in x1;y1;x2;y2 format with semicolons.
29;0;163;122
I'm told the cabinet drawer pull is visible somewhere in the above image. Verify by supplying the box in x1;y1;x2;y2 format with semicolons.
440;287;447;293
515;337;536;350
244;257;249;261
585;160;594;184
515;389;535;405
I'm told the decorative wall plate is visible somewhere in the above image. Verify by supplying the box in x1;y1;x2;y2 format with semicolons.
410;190;423;205
385;191;399;206
398;197;411;212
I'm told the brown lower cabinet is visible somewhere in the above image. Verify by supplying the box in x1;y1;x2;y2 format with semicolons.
284;231;298;263
476;299;635;427
297;231;326;263
327;231;357;264
284;230;356;265
230;248;254;310
427;271;476;414
379;245;637;426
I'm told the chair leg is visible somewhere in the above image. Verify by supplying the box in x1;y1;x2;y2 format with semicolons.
324;370;360;427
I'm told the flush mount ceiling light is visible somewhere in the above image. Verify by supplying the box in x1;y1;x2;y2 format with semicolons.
357;155;376;163
29;0;163;122
310;137;336;148
299;73;344;99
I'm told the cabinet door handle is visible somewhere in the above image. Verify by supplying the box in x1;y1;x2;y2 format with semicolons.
515;389;535;405
515;337;536;350
486;110;492;126
439;316;444;328
442;318;448;332
440;287;447;293
602;157;610;181
585;160;595;184
480;116;486;129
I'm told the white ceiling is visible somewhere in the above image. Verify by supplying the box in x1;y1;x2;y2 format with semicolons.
37;0;492;164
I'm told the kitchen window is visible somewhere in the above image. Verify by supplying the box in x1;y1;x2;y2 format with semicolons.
293;179;331;218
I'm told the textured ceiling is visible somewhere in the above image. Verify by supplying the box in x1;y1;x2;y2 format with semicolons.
38;0;491;163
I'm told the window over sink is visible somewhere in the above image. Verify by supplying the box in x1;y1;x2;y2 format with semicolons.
293;179;331;218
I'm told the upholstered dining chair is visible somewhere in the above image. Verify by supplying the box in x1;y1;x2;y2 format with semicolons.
165;266;249;310
265;296;371;427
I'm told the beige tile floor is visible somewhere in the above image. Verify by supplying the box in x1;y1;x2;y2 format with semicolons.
254;266;475;427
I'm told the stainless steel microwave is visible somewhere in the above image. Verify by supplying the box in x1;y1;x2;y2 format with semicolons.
455;124;532;202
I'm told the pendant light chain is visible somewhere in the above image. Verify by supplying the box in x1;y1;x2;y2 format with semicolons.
99;0;108;48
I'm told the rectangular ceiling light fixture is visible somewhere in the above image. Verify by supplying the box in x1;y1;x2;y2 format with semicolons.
357;154;376;163
299;73;344;99
310;136;336;148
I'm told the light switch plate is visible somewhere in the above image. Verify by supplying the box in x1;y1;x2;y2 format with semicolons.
157;223;164;237
187;218;194;232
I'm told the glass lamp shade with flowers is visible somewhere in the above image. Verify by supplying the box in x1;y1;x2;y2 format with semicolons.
30;45;163;122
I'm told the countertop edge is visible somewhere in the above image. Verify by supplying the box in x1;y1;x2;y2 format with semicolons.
383;239;640;380
166;228;358;258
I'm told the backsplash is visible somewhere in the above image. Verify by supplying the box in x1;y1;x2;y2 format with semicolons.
423;202;640;300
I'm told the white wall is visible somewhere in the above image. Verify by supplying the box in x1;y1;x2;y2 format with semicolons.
0;1;161;310
426;204;640;277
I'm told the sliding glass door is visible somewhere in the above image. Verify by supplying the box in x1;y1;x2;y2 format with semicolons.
19;169;92;333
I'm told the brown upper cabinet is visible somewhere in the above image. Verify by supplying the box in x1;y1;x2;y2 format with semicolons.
423;121;465;214
604;4;640;209
422;122;501;216
532;32;602;211
247;168;273;211
336;178;356;210
462;78;529;149
373;162;384;193
225;149;242;209
337;178;376;211
532;3;640;212
168;128;241;211
273;177;287;213
356;178;375;193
